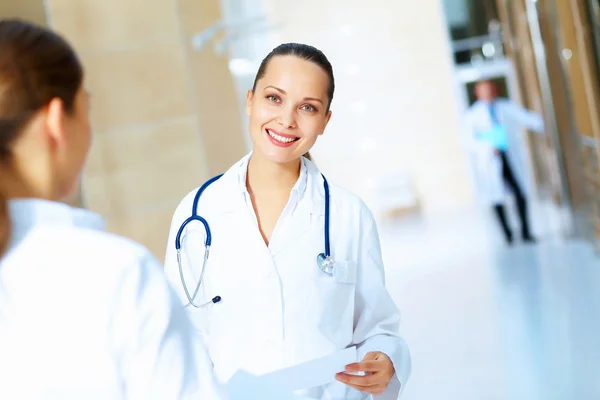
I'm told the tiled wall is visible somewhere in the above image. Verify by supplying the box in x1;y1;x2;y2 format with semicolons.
42;0;247;259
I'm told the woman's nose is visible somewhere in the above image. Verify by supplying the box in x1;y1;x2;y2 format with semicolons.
277;106;296;128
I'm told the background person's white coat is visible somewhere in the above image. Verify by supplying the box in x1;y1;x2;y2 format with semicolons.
0;199;219;400
464;99;545;205
164;154;411;400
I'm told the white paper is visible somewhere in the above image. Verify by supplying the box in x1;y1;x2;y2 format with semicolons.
225;347;357;399
259;346;357;392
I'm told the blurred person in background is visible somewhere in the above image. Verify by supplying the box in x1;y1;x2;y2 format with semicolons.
0;19;220;399
164;43;411;400
466;80;545;245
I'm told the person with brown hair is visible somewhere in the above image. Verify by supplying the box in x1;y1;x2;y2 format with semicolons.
165;43;411;399
0;19;219;399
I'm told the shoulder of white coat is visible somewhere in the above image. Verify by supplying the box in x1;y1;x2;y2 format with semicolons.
169;178;229;225
172;187;202;220
304;160;376;224
75;229;178;299
25;226;162;289
493;98;510;108
61;226;157;265
170;156;248;224
328;183;376;225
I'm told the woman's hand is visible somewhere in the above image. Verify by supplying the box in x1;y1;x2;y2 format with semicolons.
335;351;395;395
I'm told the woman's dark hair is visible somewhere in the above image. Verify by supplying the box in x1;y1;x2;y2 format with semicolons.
0;19;83;257
251;43;335;111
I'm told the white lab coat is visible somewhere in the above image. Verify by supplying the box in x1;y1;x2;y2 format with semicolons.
0;199;220;400
465;99;544;205
164;153;411;400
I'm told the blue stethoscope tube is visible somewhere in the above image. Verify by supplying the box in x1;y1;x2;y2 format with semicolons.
175;173;333;308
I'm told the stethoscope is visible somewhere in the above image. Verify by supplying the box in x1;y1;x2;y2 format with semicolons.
175;172;335;308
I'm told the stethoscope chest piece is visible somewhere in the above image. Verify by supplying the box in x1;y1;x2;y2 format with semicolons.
317;253;335;275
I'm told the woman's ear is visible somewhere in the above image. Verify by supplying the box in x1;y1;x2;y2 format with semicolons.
45;97;67;150
245;89;254;117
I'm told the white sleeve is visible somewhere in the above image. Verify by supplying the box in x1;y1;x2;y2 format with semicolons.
109;251;223;399
351;208;411;399
506;101;545;134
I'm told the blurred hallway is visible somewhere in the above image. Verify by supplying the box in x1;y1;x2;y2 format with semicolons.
381;204;600;400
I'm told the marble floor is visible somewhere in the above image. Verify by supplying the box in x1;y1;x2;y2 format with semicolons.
379;201;600;400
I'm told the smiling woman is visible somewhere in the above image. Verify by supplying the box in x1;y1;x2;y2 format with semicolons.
164;42;411;399
245;44;334;166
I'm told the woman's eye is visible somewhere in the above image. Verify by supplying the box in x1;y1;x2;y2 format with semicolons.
267;95;280;102
301;105;316;112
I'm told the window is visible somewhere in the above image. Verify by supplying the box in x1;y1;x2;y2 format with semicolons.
442;0;505;64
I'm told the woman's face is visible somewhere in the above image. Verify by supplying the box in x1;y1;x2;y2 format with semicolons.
246;55;332;165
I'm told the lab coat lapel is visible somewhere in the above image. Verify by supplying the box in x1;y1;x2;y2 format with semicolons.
269;160;326;257
209;155;249;214
209;163;269;264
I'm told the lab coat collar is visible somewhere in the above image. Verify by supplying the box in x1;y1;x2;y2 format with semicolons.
299;158;329;216
473;100;489;110
7;198;105;246
235;152;308;202
210;153;329;256
474;98;504;109
216;152;320;214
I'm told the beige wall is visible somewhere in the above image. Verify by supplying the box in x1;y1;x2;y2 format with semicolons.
0;0;46;25
43;0;246;259
178;0;248;176
262;0;474;216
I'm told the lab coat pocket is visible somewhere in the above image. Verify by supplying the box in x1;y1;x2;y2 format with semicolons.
317;260;357;344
